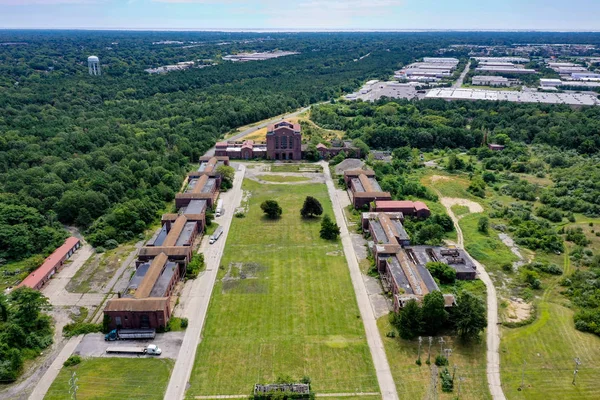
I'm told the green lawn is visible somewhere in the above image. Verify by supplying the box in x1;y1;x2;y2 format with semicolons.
45;358;174;400
187;180;378;396
377;317;491;400
256;174;311;183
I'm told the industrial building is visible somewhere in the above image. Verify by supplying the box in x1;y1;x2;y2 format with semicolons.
471;76;510;87
18;237;81;290
346;81;423;102
214;140;267;159
175;175;220;209
474;57;529;63
395;57;459;81
138;215;198;265
371;200;431;218
475;66;536;74
266;120;302;160
361;212;477;311
425;88;600;106
570;73;600;81
540;78;563;88
222;51;298;62
344;169;392;209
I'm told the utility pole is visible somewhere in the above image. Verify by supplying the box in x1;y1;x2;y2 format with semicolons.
69;371;78;400
438;337;445;356
417;336;423;363
457;376;465;400
444;347;453;364
427;336;433;364
572;357;581;385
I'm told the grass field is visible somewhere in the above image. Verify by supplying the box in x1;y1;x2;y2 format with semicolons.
45;358;174;400
378;318;491;400
256;174;311;183
187;180;378;396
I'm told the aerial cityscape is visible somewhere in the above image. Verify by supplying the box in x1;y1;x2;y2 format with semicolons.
1;1;600;400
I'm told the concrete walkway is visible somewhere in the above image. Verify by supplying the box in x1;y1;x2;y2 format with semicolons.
321;162;398;400
437;192;506;400
163;165;246;400
28;335;83;400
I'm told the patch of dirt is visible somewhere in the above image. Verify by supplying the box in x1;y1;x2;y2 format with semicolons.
222;262;268;294
326;250;342;256
431;175;451;183
504;298;532;323
440;197;484;213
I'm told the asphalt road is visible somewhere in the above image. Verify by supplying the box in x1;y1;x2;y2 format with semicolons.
453;61;471;88
321;161;399;400
163;164;246;400
437;191;507;400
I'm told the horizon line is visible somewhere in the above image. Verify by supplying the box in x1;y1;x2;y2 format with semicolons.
1;28;600;33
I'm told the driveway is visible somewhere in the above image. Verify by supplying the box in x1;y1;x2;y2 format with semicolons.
163;164;246;400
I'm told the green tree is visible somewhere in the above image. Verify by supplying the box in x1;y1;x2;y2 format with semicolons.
352;138;370;158
421;291;448;335
451;291;487;341
392;299;422;340
426;262;456;284
8;287;50;330
300;196;323;218
216;165;235;190
320;214;340;240
446;153;464;171
305;143;320;161
260;200;282;219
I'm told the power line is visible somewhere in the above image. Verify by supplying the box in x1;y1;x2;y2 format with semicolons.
572;357;581;385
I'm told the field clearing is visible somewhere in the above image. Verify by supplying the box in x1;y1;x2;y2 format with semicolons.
45;358;174;400
270;163;323;173
256;174;311;183
66;245;135;293
377;318;490;400
243;127;268;141
501;302;600;400
187;180;378;396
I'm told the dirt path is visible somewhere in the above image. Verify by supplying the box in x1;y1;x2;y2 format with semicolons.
435;190;506;400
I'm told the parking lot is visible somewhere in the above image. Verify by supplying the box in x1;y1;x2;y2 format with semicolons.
73;331;185;359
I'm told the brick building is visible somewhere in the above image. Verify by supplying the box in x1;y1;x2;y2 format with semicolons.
18;237;81;290
344;169;392;209
138;215;197;265
316;141;361;160
372;200;431;218
266;121;302;160
214;140;267;159
362;212;476;311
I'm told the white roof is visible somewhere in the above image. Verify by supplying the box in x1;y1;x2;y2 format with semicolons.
425;88;600;106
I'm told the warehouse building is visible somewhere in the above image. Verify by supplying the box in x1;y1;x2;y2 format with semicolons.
214;140;267;159
138;215;197;265
474;57;529;63
471;75;510;87
18;237;81;290
371;200;431;218
175;175;219;209
344;169;392;209
475;66;536;74
425;88;600;106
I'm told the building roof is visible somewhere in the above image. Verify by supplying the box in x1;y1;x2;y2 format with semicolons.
104;297;169;312
267;120;301;133
134;253;169;299
425;88;600;106
162;215;188;247
344;169;376;177
18;237;80;289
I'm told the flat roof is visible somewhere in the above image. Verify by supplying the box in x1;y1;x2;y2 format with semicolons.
147;224;168;247
184;199;207;215
425;88;600;106
175;221;197;246
472;75;509;82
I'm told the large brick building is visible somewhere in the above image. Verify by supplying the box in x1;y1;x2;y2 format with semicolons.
344;169;392;209
266;121;302;160
362;211;477;311
372;200;431;218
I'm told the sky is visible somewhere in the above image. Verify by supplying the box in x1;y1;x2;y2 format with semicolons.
0;0;599;31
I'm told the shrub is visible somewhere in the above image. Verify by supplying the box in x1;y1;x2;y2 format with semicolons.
426;262;456;284
180;318;188;328
63;355;82;367
440;367;454;392
234;212;245;218
63;322;102;337
261;200;282;219
435;355;448;366
186;253;205;279
320;215;340;240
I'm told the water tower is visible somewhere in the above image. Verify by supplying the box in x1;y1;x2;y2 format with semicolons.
88;56;101;76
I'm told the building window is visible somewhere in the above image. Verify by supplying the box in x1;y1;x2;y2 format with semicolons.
281;136;287;149
115;317;122;326
275;137;279;149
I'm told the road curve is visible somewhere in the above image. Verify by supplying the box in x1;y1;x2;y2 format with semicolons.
436;190;506;400
322;161;399;400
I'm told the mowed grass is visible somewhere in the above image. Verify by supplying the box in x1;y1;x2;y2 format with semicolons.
501;302;600;400
256;174;311;183
270;163;323;173
377;318;491;400
45;358;174;400
188;180;378;396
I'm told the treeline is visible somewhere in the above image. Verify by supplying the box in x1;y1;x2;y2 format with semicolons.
311;99;600;154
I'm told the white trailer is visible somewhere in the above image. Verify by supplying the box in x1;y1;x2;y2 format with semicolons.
209;226;223;244
105;344;162;355
215;199;224;217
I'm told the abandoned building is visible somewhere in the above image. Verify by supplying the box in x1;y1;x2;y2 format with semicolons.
362;212;476;311
316;140;361;159
214;139;267;159
344;169;392;209
138;214;197;265
266;120;302;160
175;175;220;209
103;252;179;330
371;200;431;218
18;237;81;290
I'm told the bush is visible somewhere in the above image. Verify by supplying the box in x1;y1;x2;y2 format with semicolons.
435;355;448;366
186;253;205;279
63;355;82;367
180;318;188;328
261;200;282;219
234;212;245;218
320;215;340;240
477;216;489;234
440;367;454;392
426;262;456;284
63;322;102;337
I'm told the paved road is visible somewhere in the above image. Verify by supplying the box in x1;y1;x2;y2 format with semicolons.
204;107;311;157
437;192;506;400
321;162;399;400
453;61;471;88
163;164;246;400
